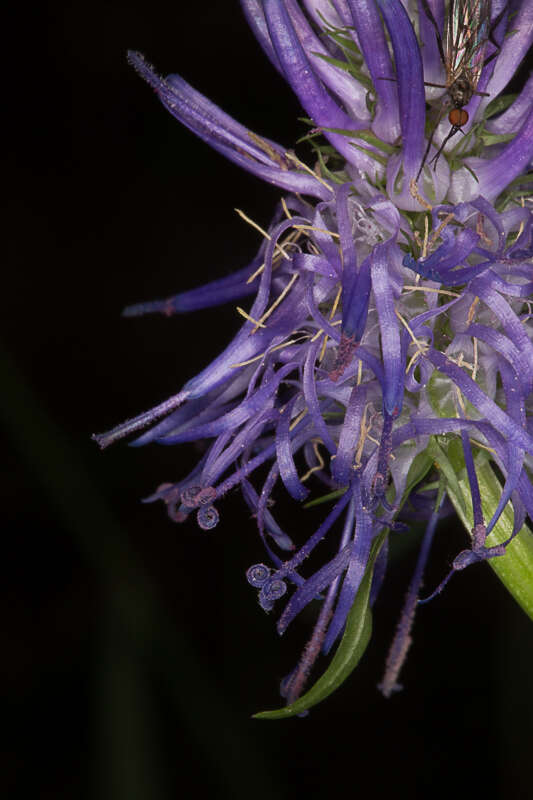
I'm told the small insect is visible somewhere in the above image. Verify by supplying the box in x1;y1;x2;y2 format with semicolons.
416;0;503;181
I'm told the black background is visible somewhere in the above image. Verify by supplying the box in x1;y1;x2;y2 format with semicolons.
4;2;532;798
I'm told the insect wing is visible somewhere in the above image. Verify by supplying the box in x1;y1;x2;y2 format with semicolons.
444;0;491;88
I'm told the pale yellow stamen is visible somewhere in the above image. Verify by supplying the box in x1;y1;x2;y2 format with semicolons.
319;284;342;363
455;385;467;417
429;212;455;248
472;336;479;382
234;208;291;261
246;229;301;285
319;335;329;364
253;273;299;332
301;439;326;482
409;179;432;211
247;131;288;170
284;151;334;194
447;352;474;371
422;213;429;259
281;197;292;219
476;213;492;247
246;262;266;284
470;438;495;454
405;350;422;376
403;285;460;298
467;295;479;324
229;333;309;368
395;310;428;354
236;307;266;328
289;407;308;432
292;224;340;239
354;405;371;469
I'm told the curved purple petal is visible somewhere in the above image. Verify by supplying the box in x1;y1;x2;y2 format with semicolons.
262;0;384;176
375;0;426;179
347;0;401;143
128;51;331;200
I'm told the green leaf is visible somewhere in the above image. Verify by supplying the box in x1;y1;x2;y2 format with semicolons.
427;370;458;418
427;438;467;515
462;163;480;184
479;131;515;147
484;93;517;119
445;459;533;622
303;488;346;509
399;449;434;505
317;126;395;154
253;532;386;720
349;143;388;167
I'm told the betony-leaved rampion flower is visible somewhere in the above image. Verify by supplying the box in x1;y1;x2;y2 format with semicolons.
95;0;533;717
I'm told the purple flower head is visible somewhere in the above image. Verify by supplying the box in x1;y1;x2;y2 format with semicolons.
95;1;533;717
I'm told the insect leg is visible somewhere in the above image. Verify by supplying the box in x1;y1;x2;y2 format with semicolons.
419;0;446;68
428;124;461;171
484;5;507;67
416;102;447;182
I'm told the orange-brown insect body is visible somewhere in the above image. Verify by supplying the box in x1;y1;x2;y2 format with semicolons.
448;107;469;126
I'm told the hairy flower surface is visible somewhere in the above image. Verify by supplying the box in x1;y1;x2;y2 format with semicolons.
95;0;533;716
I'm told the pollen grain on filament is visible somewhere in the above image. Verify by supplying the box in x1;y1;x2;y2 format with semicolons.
429;212;455;249
409;178;432;211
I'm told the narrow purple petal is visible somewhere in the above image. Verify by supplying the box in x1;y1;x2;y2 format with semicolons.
375;0;425;174
262;0;383;176
240;0;283;74
285;0;371;123
371;242;403;417
322;478;373;652
277;544;352;634
486;73;533;136
426;349;533;455
485;2;533;102
128;51;331;199
276;396;311;501
417;0;445;88
92;389;190;449
303;339;338;454
346;0;401;143
332;383;368;486
122;262;258;317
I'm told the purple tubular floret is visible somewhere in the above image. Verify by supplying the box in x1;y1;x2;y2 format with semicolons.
322;477;373;652
122;263;259;317
346;0;400;143
262;0;382;176
127;51;331;200
374;0;425;173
